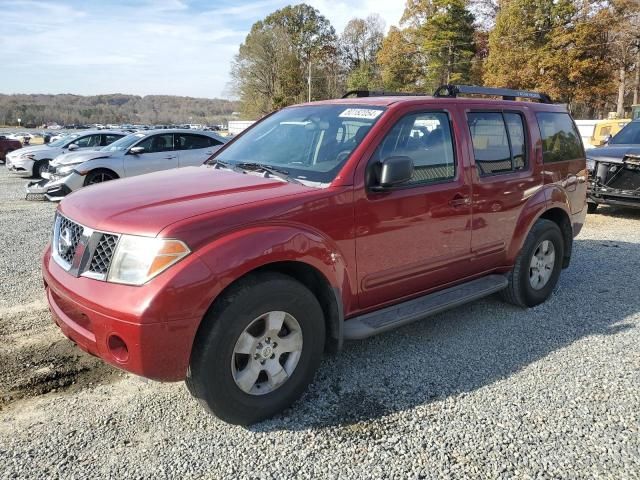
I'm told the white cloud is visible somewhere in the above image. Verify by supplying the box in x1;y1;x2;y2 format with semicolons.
0;0;406;98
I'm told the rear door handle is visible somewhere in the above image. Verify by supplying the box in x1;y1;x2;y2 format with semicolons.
449;194;471;208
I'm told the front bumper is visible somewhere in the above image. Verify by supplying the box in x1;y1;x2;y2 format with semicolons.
6;156;35;176
42;244;215;381
587;158;640;209
25;172;83;201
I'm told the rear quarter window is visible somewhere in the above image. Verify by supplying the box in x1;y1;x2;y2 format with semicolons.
536;112;584;163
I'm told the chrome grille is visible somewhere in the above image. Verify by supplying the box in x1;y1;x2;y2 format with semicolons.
52;214;119;280
88;234;118;275
57;215;84;264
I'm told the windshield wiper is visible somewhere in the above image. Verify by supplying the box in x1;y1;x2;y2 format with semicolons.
212;159;244;173
235;162;303;185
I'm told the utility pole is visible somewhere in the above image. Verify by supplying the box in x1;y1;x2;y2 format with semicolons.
308;60;312;103
447;42;453;84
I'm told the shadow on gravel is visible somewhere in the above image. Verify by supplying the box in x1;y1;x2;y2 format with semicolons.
253;238;639;432
592;205;640;219
0;308;121;408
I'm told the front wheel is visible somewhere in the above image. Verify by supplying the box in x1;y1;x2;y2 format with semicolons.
501;219;565;308
32;159;50;178
187;272;325;425
83;169;117;186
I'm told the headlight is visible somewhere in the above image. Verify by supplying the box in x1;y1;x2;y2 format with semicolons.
56;164;81;175
20;153;35;160
586;158;595;171
107;235;190;285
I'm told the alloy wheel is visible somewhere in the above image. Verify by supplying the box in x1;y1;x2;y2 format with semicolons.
231;311;303;395
529;240;556;290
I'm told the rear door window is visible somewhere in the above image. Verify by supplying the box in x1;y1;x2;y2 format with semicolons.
536;112;583;163
467;112;527;175
176;134;221;150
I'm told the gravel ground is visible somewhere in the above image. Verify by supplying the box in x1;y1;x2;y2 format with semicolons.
0;167;639;479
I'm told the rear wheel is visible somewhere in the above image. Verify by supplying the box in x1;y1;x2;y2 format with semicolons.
587;202;598;214
501;219;565;308
187;272;325;425
83;169;118;186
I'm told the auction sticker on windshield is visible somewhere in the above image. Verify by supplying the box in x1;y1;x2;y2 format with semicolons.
339;108;383;120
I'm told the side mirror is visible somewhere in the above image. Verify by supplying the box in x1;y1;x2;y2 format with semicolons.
129;146;145;154
373;156;414;190
67;143;79;151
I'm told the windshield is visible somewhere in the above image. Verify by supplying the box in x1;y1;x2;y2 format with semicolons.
101;132;146;152
212;104;385;184
609;121;640;145
49;133;79;148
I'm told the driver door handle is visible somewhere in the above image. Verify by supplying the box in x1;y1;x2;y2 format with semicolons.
164;155;177;160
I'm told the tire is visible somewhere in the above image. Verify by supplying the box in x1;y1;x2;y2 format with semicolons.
187;272;325;425
587;202;598;214
501;219;565;308
32;159;50;178
83;169;118;186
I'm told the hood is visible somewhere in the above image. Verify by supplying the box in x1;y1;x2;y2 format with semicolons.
59;166;310;237
7;144;51;156
51;149;110;166
587;146;640;163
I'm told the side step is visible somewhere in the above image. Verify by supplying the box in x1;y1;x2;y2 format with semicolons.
343;274;508;340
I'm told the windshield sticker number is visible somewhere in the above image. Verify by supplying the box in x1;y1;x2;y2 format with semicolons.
339;108;383;120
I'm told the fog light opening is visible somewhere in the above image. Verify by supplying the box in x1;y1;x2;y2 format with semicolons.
107;334;129;362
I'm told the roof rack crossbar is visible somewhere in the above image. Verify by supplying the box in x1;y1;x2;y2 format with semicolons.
341;90;426;98
433;84;552;103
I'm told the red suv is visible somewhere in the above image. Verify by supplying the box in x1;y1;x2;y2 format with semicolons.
42;85;587;425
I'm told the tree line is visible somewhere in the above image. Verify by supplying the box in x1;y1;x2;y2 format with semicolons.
232;0;640;119
0;94;240;127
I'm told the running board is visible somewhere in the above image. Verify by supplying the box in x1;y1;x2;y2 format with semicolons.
343;275;508;340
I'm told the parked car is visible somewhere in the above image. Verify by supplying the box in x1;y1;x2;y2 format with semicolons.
26;129;227;200
6;130;126;178
0;135;23;163
43;85;586;425
587;119;640;212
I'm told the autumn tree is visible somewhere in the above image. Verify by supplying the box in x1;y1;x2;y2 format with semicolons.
231;4;338;117
377;27;423;91
605;0;640;115
340;15;385;90
378;0;476;92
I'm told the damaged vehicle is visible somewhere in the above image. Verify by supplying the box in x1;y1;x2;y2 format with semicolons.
7;130;125;178
26;129;228;201
587;119;640;213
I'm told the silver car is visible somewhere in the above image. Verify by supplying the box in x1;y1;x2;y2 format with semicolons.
26;129;228;201
7;130;126;177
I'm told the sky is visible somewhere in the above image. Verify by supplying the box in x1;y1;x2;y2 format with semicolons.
0;0;405;99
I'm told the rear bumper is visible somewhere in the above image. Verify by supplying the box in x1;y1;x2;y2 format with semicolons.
42;245;214;381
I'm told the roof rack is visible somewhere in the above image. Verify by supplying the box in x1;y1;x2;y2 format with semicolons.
433;84;552;103
341;90;426;98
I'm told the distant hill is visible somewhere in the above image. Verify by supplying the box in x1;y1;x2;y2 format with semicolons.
0;93;241;127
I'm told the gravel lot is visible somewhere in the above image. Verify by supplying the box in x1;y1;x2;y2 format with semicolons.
0;167;639;479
